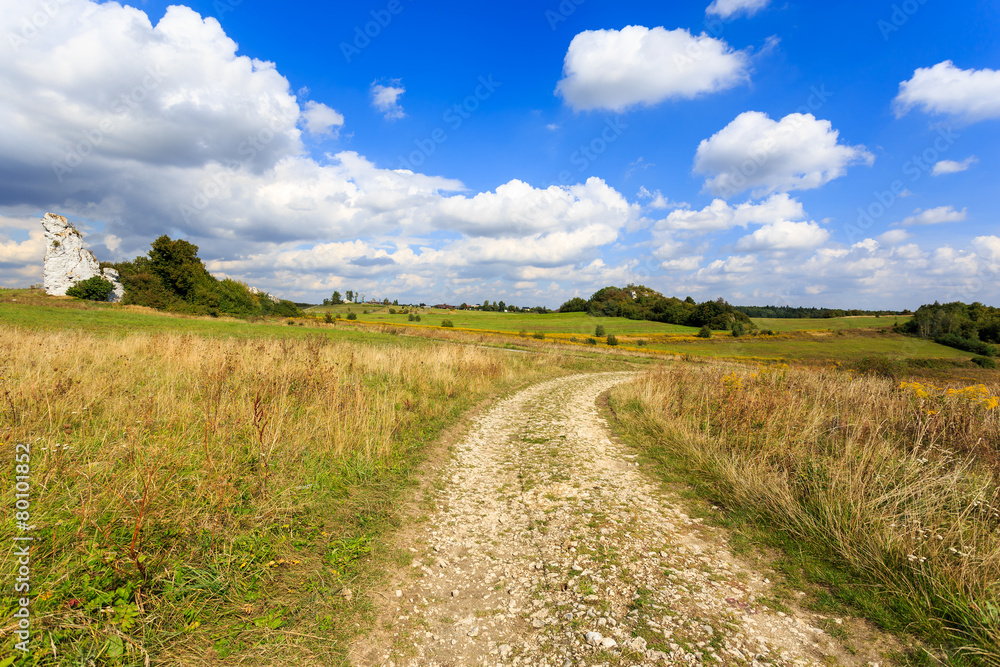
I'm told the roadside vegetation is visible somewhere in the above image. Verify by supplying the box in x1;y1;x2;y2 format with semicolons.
0;298;621;664
609;360;1000;664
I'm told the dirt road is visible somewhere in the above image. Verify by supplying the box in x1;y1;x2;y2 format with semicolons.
351;372;888;666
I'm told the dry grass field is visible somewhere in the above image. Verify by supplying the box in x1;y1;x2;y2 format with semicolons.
0;320;623;664
609;361;1000;665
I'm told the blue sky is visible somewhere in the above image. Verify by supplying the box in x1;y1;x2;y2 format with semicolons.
1;0;998;308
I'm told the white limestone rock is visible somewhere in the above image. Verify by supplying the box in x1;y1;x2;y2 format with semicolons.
41;213;123;302
102;267;126;302
248;285;280;303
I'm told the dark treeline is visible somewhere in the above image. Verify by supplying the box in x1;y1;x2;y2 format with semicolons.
735;305;908;318
106;236;302;319
898;301;1000;356
560;284;751;330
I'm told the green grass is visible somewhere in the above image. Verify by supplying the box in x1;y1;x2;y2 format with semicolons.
0;292;412;345
308;304;698;335
752;316;912;332
644;331;970;363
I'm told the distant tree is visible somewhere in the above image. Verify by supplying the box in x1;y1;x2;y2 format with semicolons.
393;299;399;306
148;235;208;298
559;297;588;312
498;300;506;312
331;290;343;304
323;298;331;306
345;290;353;303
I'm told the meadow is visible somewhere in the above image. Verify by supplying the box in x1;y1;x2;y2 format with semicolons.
609;362;1000;665
2;289;995;665
0;291;630;665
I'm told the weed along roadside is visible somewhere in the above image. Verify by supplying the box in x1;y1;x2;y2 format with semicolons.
0;320;629;664
606;361;1000;664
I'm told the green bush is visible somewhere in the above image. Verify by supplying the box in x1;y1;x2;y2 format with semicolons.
697;325;712;338
972;356;998;369
636;339;647;347
441;319;454;328
595;324;606;337
346;312;357;321
414;315;421;322
606;334;618;346
532;331;545;339
731;321;746;337
934;333;996;357
586;337;597;345
408;313;415;322
323;312;333;324
66;276;115;301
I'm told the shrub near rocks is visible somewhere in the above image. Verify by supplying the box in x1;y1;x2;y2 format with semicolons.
66;276;115;301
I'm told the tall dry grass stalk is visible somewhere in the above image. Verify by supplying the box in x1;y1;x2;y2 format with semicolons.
0;326;563;661
610;362;1000;664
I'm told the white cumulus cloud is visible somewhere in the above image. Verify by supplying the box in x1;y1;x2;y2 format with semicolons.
659;193;805;232
735;220;829;252
370;80;406;120
694;112;874;197
932;156;978;176
705;0;770;19
301;101;344;137
900;205;967;226
894;61;1000;122
555;26;749;112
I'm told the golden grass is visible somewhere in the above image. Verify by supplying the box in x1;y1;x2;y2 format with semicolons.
0;325;584;663
610;362;1000;664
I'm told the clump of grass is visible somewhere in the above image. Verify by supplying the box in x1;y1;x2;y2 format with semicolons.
610;362;1000;663
0;326;566;663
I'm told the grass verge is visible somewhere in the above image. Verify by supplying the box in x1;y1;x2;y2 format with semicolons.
607;361;1000;666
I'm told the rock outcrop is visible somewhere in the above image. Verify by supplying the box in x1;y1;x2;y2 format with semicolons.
248;285;280;303
41;213;123;302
